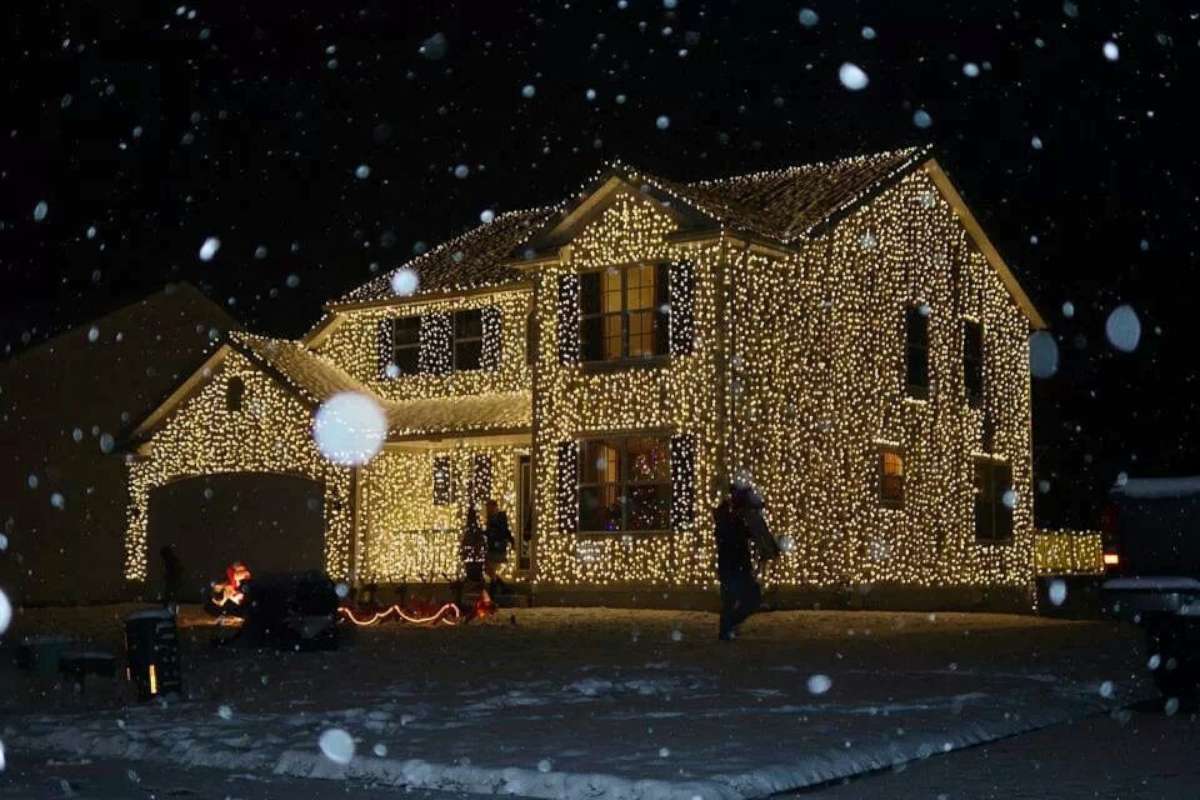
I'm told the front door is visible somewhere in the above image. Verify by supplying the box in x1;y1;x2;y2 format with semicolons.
516;455;533;573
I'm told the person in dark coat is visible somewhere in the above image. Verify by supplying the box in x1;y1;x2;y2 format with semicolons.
460;504;486;585
160;545;184;611
484;498;515;595
714;485;761;641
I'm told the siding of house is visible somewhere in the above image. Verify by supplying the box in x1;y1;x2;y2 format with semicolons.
314;290;533;401
359;444;523;583
126;351;354;584
732;169;1034;591
532;191;724;587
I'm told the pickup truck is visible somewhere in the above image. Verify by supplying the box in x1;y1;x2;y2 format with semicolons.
1100;476;1200;703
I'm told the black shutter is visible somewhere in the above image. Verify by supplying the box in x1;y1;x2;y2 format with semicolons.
670;434;697;530
433;455;453;506
473;454;493;503
964;320;984;407
419;313;453;374
376;318;394;380
557;275;581;365
996;463;1014;540
480;306;502;370
578;272;604;362
668;260;695;357
556;441;579;533
654;262;670;356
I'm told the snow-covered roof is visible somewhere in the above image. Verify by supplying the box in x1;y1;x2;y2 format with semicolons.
230;332;530;438
1111;476;1200;500
330;146;929;308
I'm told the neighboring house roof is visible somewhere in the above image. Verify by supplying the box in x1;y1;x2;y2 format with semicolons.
332;206;561;308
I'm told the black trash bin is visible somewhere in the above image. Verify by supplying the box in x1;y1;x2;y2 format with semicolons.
124;608;183;701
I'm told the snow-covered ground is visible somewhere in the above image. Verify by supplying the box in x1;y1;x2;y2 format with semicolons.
0;605;1149;799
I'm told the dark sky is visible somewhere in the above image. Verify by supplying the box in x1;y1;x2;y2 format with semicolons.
1;0;1197;526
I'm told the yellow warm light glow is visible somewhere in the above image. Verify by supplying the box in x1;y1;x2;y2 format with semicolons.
125;157;1038;597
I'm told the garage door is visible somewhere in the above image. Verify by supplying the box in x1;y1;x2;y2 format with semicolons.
146;472;326;603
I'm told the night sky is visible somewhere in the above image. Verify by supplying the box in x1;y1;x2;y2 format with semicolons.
2;0;1197;526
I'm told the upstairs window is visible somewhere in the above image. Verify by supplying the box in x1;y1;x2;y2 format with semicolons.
226;376;246;412
963;319;984;408
392;317;421;375
579;436;671;532
453;309;483;371
974;458;1014;542
579;264;668;363
879;447;905;509
906;305;930;399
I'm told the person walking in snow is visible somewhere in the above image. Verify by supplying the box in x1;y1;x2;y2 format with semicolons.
484;498;515;595
713;484;761;641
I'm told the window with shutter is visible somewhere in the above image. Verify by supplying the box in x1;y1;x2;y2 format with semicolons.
906;305;930;398
578;263;670;364
878;447;905;509
578;436;671;532
391;317;421;376
963;319;984;408
453;309;484;371
973;458;1013;542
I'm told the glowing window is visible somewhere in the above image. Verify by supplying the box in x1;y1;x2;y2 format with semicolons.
579;436;671;532
579;264;669;363
879;447;905;509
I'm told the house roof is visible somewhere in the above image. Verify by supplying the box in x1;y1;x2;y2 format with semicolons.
332;207;561;308
329;147;928;308
233;333;531;439
646;145;929;244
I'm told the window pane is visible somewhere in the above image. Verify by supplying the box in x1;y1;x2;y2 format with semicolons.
626;264;656;310
581;441;620;483
906;306;930;396
964;320;984;405
580;272;602;315
454;309;483;338
602;269;623;313
626;437;670;482
882;450;904;476
628;310;656;358
394;317;421;345
455;340;482;371
602;313;623;360
627;484;670;530
394;347;419;375
580;485;622;532
580;315;604;362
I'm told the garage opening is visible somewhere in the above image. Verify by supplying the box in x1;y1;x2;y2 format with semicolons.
146;472;326;603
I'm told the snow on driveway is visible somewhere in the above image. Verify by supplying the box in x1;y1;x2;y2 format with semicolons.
1;607;1149;799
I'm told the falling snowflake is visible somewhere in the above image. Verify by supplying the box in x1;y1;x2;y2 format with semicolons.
1028;331;1059;379
313;392;388;466
912;109;932;129
656;115;671;130
1061;301;1075;318
217;705;233;720
33;201;49;222
962;62;980;77
521;84;536;99
838;63;869;91
390;268;420;297
199;237;221;262
806;674;832;695
454;164;470;179
1105;304;1141;352
374;743;388;757
354;164;371;180
1047;579;1067;607
798;8;819;27
537;758;553;773
1103;41;1120;61
480;209;496;224
0;589;11;635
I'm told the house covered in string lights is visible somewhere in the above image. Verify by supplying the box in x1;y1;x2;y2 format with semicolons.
125;145;1048;608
